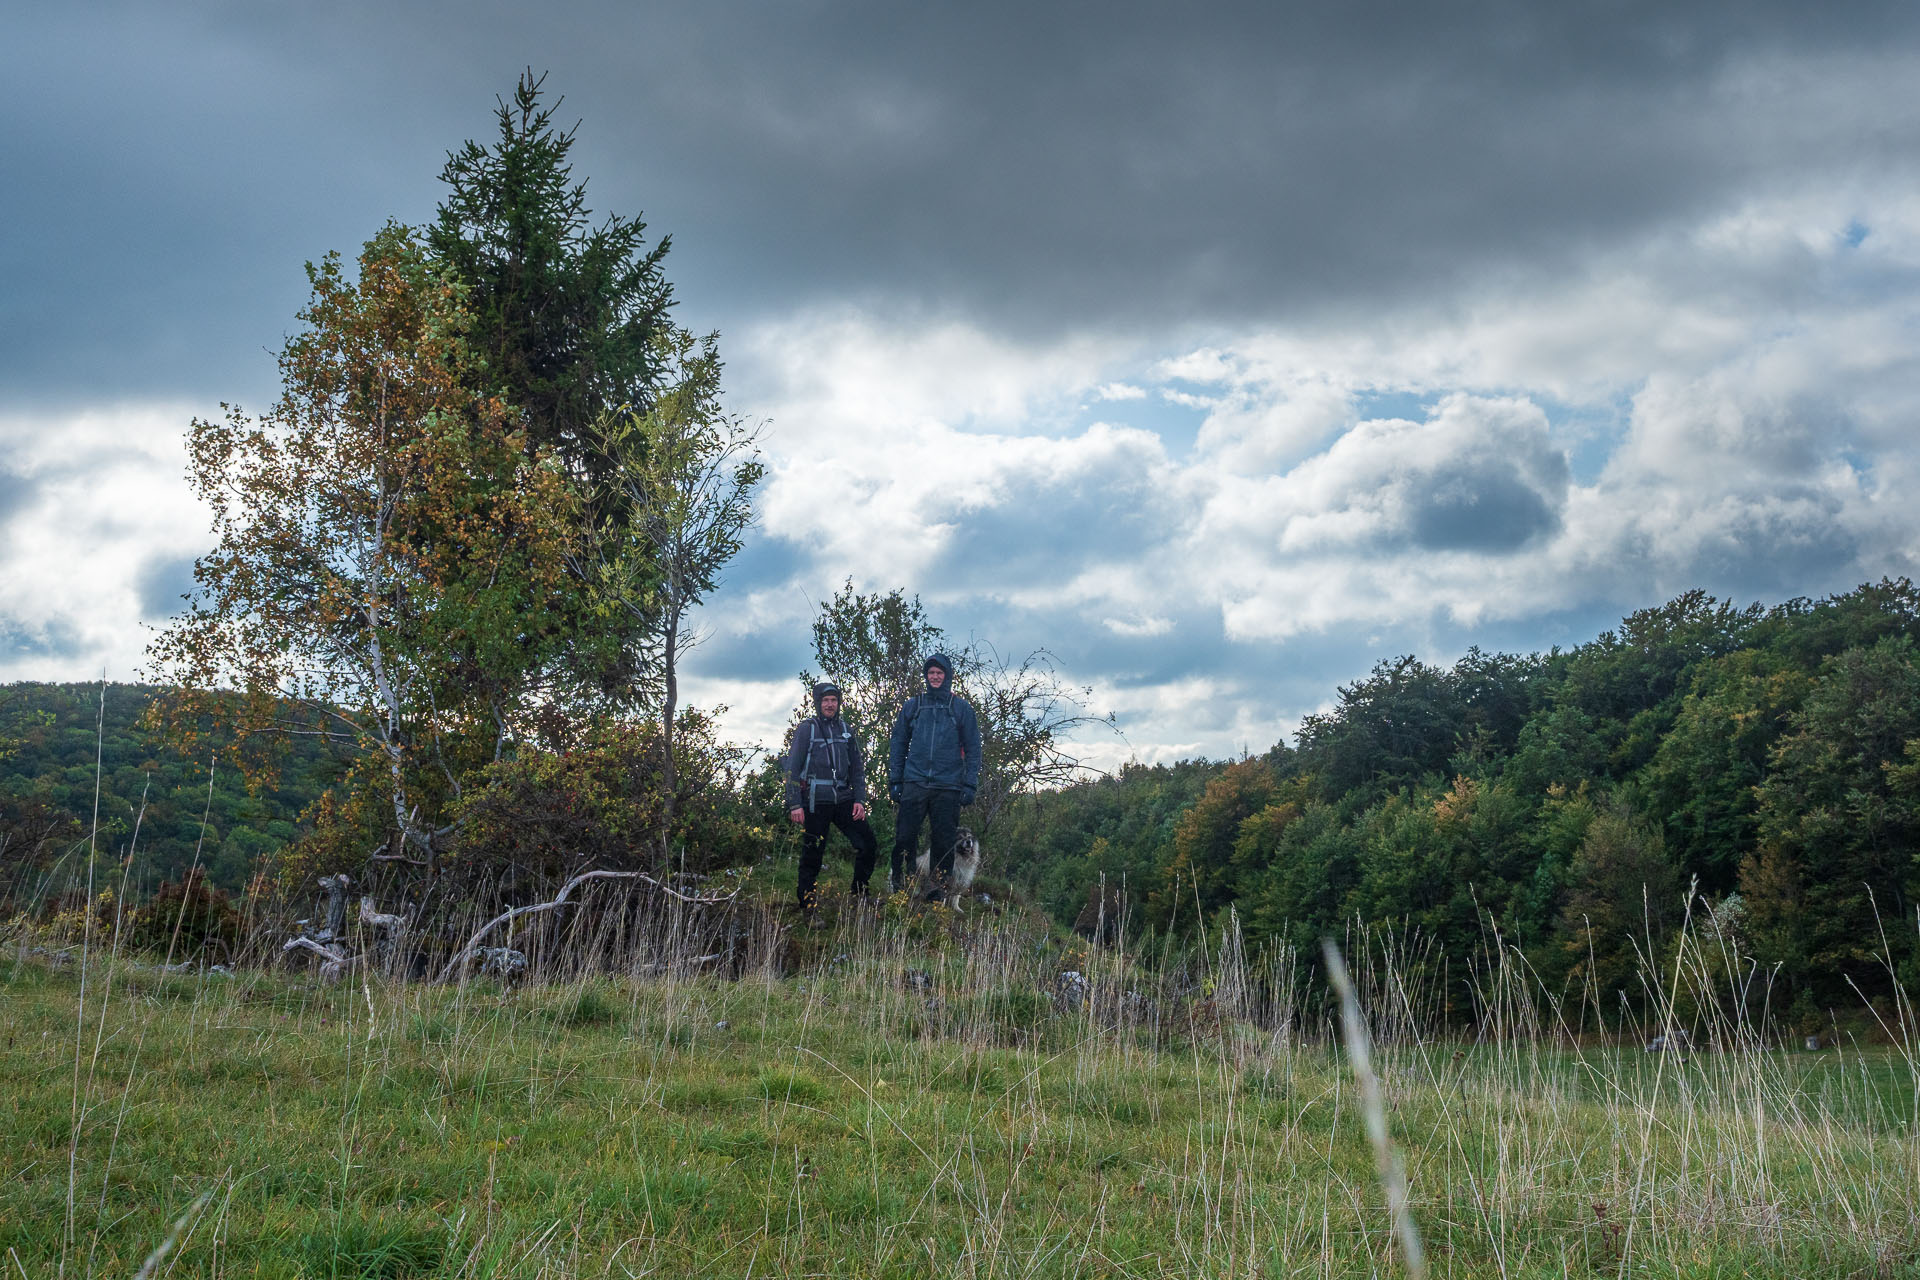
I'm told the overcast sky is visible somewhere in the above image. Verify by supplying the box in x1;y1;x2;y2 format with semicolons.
6;1;1920;765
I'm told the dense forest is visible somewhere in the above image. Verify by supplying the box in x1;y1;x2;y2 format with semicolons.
999;580;1920;1024
0;683;344;902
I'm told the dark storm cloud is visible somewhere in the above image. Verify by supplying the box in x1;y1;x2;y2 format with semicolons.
680;624;803;683
945;594;1405;754
721;528;810;599
1407;463;1563;552
612;0;1920;339
7;1;1919;400
1637;485;1871;604
1241;393;1572;557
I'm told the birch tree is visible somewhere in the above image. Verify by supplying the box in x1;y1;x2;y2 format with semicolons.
149;224;576;873
580;327;764;861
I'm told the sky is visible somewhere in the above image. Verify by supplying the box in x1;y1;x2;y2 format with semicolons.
5;1;1920;767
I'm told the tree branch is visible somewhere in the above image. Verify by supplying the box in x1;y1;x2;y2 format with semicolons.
437;868;739;982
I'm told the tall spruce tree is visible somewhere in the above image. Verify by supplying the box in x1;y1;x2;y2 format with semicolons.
429;71;676;480
430;72;686;702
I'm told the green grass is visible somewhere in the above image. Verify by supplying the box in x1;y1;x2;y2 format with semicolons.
4;911;1920;1279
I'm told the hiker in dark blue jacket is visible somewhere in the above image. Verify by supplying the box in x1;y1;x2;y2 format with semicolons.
886;653;981;897
784;681;878;914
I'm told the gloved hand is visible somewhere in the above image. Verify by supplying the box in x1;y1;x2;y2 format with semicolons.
889;782;903;805
959;785;976;807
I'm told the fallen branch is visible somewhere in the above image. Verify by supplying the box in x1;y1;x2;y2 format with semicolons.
364;829;432;868
281;935;355;981
437;869;739;983
358;897;407;934
281;936;346;963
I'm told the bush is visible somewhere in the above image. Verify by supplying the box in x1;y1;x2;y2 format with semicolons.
124;867;242;961
256;712;775;948
439;713;769;897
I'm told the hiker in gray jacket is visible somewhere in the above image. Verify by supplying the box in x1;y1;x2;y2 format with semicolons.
886;653;981;896
785;681;878;911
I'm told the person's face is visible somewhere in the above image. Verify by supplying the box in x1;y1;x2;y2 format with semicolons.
926;666;946;689
819;694;840;718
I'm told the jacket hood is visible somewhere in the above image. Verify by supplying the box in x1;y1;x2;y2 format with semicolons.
811;681;843;712
923;653;953;698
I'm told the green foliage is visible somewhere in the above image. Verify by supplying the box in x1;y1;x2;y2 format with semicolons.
1295;654;1464;801
996;757;1221;928
291;1215;444;1280
1009;580;1920;1021
1240;798;1364;954
0;683;342;901
1743;635;1920;1006
545;980;622;1029
131;77;763;923
579;330;764;713
446;712;767;889
1555;805;1683;1012
1157;758;1283;925
148;222;580;871
1637;648;1810;891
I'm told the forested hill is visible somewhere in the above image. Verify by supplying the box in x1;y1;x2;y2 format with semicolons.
0;683;345;896
1000;580;1920;1022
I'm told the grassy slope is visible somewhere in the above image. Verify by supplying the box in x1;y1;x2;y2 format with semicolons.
4;915;1919;1280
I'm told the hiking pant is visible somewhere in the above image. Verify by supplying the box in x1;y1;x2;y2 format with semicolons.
797;799;878;907
892;783;961;885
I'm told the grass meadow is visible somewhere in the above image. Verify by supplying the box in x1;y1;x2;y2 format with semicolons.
4;888;1920;1279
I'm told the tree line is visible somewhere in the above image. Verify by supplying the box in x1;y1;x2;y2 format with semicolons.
8;575;1916;1028
999;581;1920;1029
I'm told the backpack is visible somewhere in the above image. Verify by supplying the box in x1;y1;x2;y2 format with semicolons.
799;717;855;811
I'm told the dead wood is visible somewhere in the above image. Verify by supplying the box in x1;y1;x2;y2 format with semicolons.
437;869;739;983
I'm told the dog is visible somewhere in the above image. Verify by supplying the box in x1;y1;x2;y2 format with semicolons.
914;826;982;909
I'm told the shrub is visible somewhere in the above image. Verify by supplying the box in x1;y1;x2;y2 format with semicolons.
124;867;242;961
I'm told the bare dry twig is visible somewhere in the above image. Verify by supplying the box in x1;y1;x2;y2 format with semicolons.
1324;938;1427;1280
